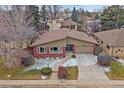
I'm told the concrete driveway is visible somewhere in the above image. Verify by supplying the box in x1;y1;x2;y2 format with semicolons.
76;54;109;80
76;54;97;66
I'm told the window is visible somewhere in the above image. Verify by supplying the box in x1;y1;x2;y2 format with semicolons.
51;47;60;53
66;44;73;52
39;47;46;53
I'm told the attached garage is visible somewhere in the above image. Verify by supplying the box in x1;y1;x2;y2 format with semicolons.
67;37;96;54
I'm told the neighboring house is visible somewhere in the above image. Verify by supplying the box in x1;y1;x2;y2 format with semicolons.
30;28;97;58
61;18;77;30
47;18;77;31
93;29;124;58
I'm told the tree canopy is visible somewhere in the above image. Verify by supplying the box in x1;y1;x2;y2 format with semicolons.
100;5;124;30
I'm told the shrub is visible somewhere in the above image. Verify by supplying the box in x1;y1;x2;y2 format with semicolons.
21;54;34;66
41;67;52;75
72;55;76;58
58;66;67;79
97;53;111;66
94;45;103;55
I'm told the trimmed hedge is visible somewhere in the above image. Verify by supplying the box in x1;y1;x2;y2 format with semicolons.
41;67;52;75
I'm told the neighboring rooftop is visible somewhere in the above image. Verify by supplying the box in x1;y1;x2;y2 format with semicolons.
31;28;97;47
94;29;124;47
61;18;77;27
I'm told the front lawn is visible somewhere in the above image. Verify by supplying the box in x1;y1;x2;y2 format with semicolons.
10;70;41;80
107;61;124;80
66;66;79;80
0;56;43;80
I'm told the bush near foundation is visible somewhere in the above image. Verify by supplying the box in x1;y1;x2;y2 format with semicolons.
21;54;34;66
97;53;111;66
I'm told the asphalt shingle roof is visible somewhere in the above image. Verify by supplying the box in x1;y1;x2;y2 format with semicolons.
31;28;97;47
94;29;124;47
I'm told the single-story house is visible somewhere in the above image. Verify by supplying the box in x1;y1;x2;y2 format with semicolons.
30;28;98;58
93;29;124;58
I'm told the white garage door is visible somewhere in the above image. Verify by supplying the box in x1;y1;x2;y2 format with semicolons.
75;46;93;54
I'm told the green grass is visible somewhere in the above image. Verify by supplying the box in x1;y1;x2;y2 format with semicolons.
66;66;79;80
107;61;124;80
0;56;41;80
10;70;41;80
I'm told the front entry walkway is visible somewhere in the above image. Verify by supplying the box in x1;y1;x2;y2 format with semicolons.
76;54;109;80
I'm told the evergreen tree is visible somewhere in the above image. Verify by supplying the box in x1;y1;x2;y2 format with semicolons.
100;5;124;30
94;13;100;20
41;5;47;22
28;5;41;31
71;7;78;22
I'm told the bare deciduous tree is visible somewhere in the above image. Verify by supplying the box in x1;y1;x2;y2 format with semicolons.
46;5;62;19
0;5;37;69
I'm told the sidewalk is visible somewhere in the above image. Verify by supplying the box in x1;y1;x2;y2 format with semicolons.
0;80;124;88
